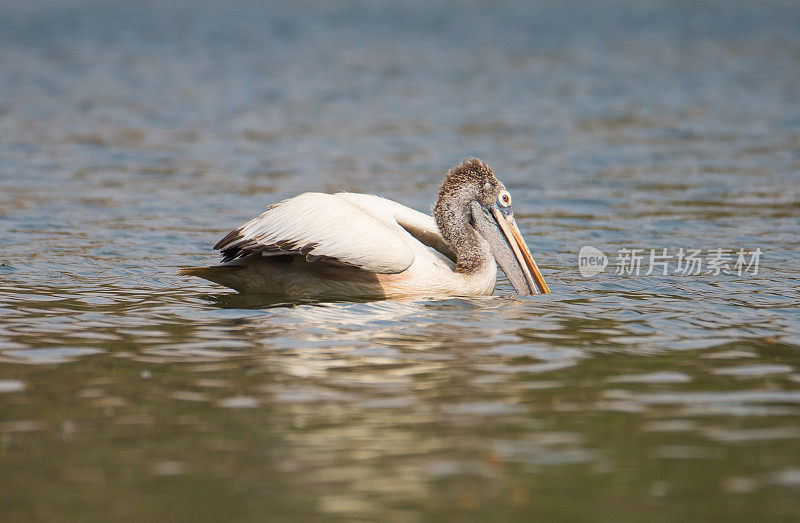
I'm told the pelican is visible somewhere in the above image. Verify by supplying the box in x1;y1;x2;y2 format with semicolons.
179;158;550;299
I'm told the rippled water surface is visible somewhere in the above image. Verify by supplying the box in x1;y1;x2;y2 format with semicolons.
2;1;800;520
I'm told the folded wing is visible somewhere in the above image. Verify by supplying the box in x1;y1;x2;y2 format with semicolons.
213;193;416;274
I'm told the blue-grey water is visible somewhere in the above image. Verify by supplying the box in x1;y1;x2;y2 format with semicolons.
1;1;800;520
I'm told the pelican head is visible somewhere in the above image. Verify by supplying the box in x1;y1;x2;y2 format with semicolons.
434;158;550;295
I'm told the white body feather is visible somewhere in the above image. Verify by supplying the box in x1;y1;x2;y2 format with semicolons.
181;192;497;299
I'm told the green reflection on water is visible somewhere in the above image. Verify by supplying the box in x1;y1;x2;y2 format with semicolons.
1;290;799;520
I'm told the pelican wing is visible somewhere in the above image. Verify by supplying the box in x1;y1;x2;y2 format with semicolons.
214;193;416;274
337;192;456;263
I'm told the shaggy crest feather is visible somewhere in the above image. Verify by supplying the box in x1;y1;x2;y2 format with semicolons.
441;157;497;191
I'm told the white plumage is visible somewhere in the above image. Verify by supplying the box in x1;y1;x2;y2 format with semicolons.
181;192;490;298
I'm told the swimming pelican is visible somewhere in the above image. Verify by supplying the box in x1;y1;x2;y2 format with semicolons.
179;158;550;299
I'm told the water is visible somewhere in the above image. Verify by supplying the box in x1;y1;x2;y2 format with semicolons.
1;0;799;520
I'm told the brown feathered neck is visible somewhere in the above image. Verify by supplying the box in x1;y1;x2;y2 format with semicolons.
433;158;498;272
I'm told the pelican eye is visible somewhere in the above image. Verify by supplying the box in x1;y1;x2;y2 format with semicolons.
498;191;512;208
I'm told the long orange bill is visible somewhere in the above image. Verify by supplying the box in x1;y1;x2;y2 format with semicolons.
492;208;551;295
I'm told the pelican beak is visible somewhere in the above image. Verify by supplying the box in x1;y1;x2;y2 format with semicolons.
490;207;551;295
